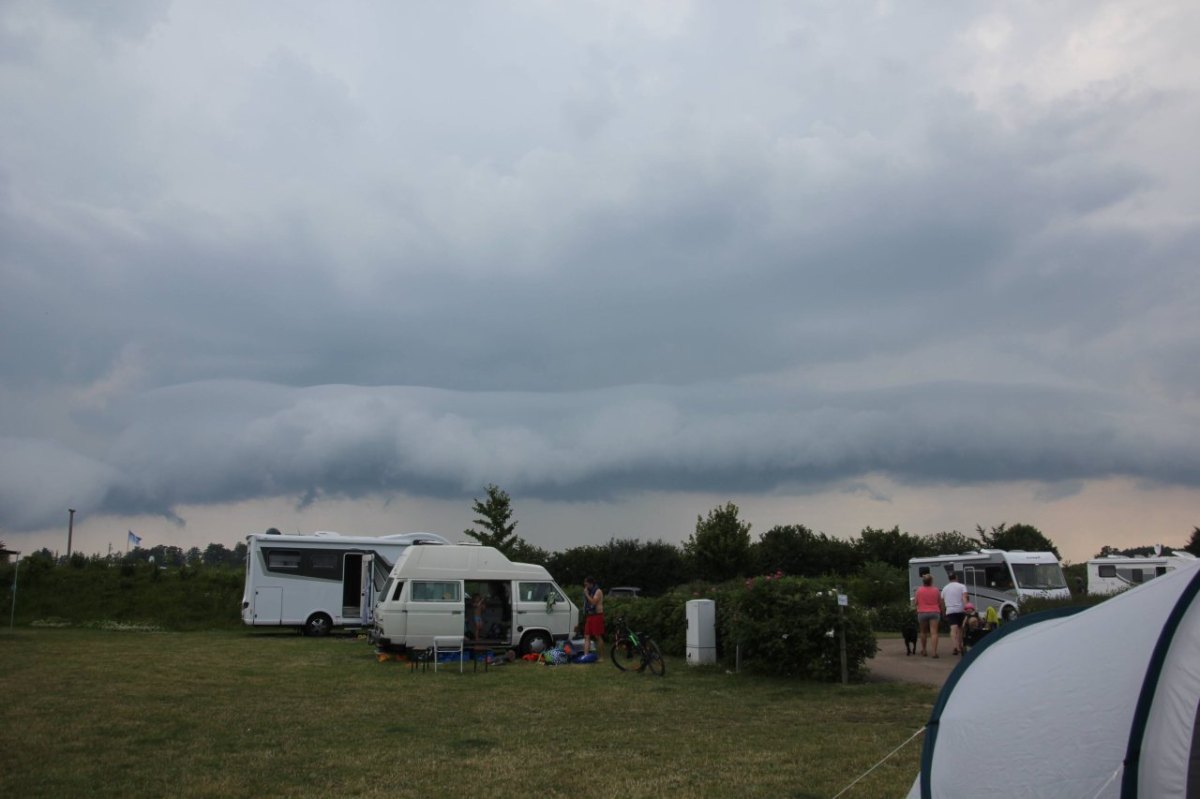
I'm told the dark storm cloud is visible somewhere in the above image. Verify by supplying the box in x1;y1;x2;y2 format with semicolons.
2;378;1197;531
2;2;1198;533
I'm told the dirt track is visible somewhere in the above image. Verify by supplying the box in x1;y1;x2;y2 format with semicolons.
866;637;964;688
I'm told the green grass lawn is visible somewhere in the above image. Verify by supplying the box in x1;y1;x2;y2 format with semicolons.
0;628;933;798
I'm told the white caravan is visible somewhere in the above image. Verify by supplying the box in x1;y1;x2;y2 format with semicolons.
373;544;579;655
241;531;450;636
1086;551;1197;595
908;549;1070;621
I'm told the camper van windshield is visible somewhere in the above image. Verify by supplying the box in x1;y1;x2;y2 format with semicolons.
1011;563;1067;590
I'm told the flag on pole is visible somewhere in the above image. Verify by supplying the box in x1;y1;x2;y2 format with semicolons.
128;530;142;548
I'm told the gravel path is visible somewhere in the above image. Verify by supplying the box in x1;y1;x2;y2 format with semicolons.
866;637;965;688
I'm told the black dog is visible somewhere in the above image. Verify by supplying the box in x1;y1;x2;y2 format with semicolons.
901;617;919;656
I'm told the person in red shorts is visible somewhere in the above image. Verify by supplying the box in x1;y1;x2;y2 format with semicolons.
582;576;605;658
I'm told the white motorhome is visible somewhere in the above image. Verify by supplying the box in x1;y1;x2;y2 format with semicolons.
373;544;579;655
1086;551;1197;595
908;549;1070;621
241;531;450;636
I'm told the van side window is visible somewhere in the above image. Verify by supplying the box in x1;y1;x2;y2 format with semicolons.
392;581;405;601
518;582;563;603
1098;565;1117;578
412;581;460;602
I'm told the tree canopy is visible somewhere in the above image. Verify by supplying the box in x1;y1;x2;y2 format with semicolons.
685;501;752;582
976;522;1060;559
463;483;526;557
1185;527;1200;557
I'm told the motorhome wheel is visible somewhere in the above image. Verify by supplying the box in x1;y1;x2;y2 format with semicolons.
304;612;333;637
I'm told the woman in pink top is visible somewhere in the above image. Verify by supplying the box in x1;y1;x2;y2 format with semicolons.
914;573;942;658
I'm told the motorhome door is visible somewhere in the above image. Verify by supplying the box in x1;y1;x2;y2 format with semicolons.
356;554;374;625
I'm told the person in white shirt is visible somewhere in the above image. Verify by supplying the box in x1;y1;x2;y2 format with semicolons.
940;572;970;656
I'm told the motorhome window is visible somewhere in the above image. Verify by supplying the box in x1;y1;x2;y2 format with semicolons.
918;566;930;577
391;581;405;601
519;582;563;603
1130;569;1146;584
308;552;340;577
1098;565;1117;578
412;581;460;602
984;565;1014;591
266;550;301;571
1011;563;1067;590
1157;567;1168;577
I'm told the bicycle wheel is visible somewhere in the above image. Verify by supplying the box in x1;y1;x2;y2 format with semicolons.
643;639;666;676
611;637;637;671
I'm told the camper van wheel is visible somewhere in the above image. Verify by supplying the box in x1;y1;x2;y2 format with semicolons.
520;631;552;656
304;613;333;637
1002;606;1018;622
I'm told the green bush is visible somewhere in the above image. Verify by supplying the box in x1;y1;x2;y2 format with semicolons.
0;561;244;630
603;576;874;681
868;601;915;633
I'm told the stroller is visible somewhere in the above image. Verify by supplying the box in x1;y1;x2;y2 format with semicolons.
961;604;991;649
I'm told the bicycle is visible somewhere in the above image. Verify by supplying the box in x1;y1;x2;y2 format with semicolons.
609;617;665;676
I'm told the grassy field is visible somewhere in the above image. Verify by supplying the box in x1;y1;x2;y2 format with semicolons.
0;628;933;798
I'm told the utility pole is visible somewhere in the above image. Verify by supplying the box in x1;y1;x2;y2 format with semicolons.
67;508;76;558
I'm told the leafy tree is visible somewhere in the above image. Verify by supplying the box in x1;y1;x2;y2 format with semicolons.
845;560;908;605
463;484;525;557
753;524;859;577
1185;527;1200;557
202;543;232;567
505;538;549;567
546;539;687;595
856;526;925;571
920;530;982;556
685;502;752;582
976;522;1060;559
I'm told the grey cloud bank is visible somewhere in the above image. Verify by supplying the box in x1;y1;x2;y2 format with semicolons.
2;378;1196;531
2;2;1199;545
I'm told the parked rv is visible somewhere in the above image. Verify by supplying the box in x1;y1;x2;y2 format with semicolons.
241;531;450;636
373;544;579;655
1086;551;1197;595
908;549;1069;621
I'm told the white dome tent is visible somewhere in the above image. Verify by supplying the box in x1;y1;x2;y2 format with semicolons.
906;558;1200;798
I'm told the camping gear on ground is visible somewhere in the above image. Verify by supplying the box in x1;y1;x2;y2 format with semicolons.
907;558;1200;798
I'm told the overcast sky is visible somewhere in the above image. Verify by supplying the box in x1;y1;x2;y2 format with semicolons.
2;1;1198;563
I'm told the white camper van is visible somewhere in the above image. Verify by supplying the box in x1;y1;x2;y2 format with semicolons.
241;531;450;636
908;549;1069;621
1086;551;1197;595
373;544;579;655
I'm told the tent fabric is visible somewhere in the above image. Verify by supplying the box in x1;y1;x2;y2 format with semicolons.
907;560;1200;799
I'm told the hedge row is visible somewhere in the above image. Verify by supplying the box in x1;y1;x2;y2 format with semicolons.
604;575;876;682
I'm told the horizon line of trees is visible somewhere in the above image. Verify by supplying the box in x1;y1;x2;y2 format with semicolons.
6;487;1198;598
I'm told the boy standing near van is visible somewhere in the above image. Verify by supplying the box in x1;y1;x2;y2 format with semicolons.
583;577;605;658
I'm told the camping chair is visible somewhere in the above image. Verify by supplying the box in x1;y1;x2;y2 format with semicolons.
433;635;464;674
